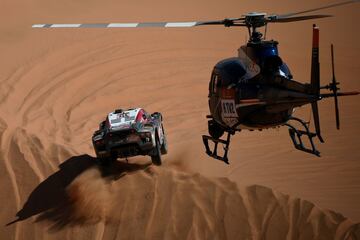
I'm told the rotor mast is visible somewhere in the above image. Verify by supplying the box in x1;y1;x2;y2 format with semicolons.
243;13;267;42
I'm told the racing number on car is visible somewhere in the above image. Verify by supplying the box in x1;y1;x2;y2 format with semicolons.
221;100;238;118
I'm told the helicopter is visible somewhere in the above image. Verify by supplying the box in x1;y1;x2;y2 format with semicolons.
32;0;359;164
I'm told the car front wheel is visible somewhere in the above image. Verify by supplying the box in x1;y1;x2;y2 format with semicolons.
160;127;168;155
151;137;162;166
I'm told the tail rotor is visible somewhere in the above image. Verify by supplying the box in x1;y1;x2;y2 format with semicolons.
320;44;359;129
330;44;340;129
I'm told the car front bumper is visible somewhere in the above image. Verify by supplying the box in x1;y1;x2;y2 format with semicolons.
93;131;155;158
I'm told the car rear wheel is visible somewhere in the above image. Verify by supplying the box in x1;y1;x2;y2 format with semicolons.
151;137;162;166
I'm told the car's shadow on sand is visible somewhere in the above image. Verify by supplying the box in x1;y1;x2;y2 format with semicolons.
6;154;151;228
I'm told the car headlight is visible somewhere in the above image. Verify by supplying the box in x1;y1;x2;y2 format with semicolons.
95;139;105;145
139;132;152;138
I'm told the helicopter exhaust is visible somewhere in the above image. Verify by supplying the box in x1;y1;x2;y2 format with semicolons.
310;24;324;143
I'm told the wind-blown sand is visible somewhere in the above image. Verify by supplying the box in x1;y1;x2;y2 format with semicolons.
1;0;359;239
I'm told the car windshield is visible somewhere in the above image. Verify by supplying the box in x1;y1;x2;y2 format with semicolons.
125;116;135;121
111;113;135;124
110;118;121;124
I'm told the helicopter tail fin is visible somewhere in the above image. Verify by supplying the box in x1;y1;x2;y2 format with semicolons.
310;24;324;143
311;102;324;142
311;24;320;94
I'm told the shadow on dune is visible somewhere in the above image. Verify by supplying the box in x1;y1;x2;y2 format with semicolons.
5;154;360;238
6;154;150;228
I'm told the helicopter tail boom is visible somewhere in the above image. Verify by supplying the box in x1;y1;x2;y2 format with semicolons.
321;91;360;98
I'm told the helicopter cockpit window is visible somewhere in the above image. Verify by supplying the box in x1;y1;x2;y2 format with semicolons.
220;60;247;86
239;46;256;62
280;63;292;79
210;72;220;94
214;75;220;93
210;73;215;92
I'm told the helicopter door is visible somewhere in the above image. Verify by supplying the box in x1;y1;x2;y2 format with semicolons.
209;71;220;97
209;71;222;119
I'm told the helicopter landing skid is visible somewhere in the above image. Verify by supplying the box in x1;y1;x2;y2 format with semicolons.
285;117;320;156
202;132;232;164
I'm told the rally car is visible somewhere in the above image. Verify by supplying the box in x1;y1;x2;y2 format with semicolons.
92;108;167;165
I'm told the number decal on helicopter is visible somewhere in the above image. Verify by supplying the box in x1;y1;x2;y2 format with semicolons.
221;100;238;118
223;117;238;127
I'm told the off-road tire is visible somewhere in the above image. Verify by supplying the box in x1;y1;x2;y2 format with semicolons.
160;125;168;155
160;136;168;155
151;137;162;166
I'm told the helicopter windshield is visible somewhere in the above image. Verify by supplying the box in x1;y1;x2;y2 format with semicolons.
246;41;279;68
239;42;292;79
215;58;247;86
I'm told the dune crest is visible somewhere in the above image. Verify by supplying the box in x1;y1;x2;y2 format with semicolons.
17;162;356;240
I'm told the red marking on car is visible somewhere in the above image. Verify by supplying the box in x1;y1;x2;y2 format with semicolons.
135;109;144;122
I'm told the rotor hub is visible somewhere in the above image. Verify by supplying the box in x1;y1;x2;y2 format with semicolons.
244;12;267;28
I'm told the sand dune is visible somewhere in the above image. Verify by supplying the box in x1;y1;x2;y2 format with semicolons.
7;155;360;240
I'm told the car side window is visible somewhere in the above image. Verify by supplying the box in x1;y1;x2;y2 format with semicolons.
99;121;105;130
146;112;152;121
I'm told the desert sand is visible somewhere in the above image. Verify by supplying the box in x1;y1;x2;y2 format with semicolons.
1;0;359;239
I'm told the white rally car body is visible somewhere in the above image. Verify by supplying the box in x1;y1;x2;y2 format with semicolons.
92;108;167;165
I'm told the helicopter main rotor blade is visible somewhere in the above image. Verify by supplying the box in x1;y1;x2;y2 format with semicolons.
32;18;246;28
33;22;199;28
279;0;359;18
269;14;332;23
197;18;246;27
